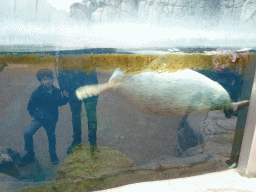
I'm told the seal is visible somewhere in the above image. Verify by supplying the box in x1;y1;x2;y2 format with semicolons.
76;69;249;116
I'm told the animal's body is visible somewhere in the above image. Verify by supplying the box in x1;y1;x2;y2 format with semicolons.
107;69;233;116
76;69;249;116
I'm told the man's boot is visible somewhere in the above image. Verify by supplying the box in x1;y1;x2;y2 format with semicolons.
68;103;82;154
67;135;81;154
18;150;35;166
49;144;59;164
50;153;59;164
88;122;99;154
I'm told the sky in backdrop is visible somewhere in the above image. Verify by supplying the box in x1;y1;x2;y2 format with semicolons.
47;0;81;12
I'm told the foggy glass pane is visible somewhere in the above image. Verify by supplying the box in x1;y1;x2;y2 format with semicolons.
0;0;256;191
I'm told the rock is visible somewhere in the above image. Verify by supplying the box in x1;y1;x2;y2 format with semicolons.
80;0;246;25
177;110;237;158
0;147;20;179
203;130;235;158
176;111;234;155
0;172;18;182
177;116;201;154
135;154;213;170
181;144;204;157
197;111;236;159
201;111;237;139
217;117;237;130
184;114;207;142
203;140;232;157
0;146;45;182
92;6;117;22
210;131;236;145
17;158;46;182
240;0;256;27
207;111;226;120
0;173;47;192
177;110;236;159
56;144;135;181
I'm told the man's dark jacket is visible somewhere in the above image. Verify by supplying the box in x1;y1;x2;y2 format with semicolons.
27;85;69;125
57;69;98;93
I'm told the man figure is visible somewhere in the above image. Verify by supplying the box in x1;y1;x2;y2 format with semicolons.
57;67;99;154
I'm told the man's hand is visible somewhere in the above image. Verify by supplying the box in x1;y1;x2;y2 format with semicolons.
62;90;69;97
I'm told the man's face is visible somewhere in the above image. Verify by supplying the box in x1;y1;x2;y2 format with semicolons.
41;76;53;89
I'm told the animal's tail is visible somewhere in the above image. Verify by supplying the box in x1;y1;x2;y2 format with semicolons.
75;78;124;100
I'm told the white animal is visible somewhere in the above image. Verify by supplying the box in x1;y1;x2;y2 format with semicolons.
76;69;249;116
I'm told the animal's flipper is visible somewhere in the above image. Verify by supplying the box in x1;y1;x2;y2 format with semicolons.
76;84;107;100
232;100;250;112
75;78;124;100
224;100;250;116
